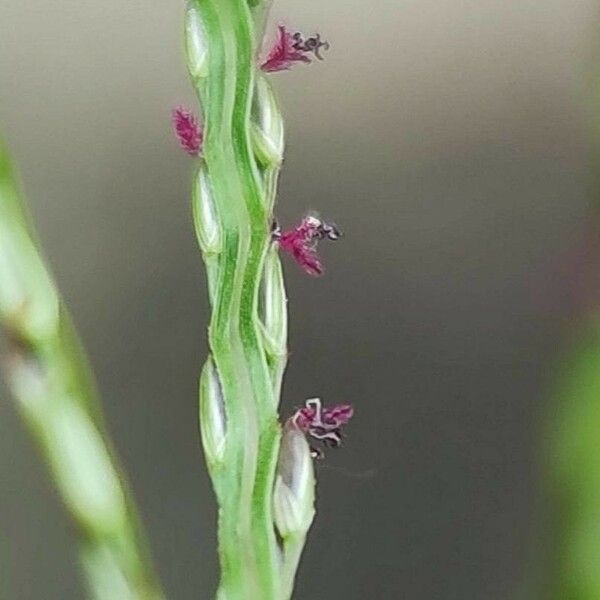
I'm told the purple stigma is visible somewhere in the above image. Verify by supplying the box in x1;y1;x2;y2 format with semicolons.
292;398;354;457
172;106;203;156
274;215;340;276
261;25;329;73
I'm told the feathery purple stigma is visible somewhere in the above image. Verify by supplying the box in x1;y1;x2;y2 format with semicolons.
273;215;340;276
261;26;329;73
172;106;203;156
292;398;354;457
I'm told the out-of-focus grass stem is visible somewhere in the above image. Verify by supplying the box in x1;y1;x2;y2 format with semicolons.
0;139;165;600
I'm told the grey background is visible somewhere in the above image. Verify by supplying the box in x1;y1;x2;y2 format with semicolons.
0;0;594;598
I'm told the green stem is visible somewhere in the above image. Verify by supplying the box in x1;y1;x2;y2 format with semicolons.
188;0;319;597
189;0;282;598
0;141;165;600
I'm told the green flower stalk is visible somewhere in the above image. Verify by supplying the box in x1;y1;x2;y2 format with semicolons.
179;1;352;598
0;141;165;600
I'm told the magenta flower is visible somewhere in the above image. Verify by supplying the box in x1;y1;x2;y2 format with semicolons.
273;215;340;276
261;26;329;73
292;398;354;457
172;106;203;156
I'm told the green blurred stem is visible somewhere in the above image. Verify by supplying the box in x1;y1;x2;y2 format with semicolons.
538;23;600;600
0;141;165;600
543;324;600;600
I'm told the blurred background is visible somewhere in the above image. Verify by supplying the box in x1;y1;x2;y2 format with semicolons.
0;0;597;598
